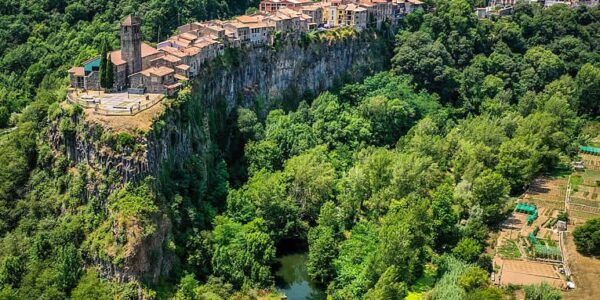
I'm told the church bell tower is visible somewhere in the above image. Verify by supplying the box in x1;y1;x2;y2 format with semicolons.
120;15;142;76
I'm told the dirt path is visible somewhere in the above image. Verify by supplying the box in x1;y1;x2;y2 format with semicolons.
563;232;600;300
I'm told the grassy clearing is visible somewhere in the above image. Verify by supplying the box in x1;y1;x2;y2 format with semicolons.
405;264;437;299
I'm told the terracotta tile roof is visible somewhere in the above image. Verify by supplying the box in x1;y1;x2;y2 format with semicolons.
248;20;273;29
166;82;182;89
174;74;188;81
68;67;85;76
110;50;127;65
162;55;182;63
179;32;198;41
236;15;260;23
170;38;192;48
182;46;201;56
141;43;160;57
160;46;189;58
176;64;190;70
194;40;215;48
110;43;160;66
139;66;174;77
225;21;250;29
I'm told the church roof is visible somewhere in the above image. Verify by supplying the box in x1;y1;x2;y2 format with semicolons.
110;43;159;66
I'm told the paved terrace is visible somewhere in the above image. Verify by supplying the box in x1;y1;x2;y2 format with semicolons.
67;89;164;116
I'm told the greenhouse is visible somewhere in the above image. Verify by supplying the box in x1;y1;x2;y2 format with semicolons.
516;203;538;225
580;145;600;155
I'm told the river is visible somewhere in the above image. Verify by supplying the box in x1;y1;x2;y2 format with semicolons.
274;253;327;300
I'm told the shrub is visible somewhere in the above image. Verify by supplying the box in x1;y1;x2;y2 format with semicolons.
115;132;135;149
524;282;562;300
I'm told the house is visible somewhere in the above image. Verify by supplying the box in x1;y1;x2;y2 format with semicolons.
345;4;368;29
235;15;275;45
223;21;251;44
297;4;324;27
259;0;313;13
265;12;295;32
278;7;312;31
68;56;101;90
129;66;180;95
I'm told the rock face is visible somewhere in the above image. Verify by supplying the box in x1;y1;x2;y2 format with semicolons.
148;30;391;174
51;30;391;284
193;30;391;115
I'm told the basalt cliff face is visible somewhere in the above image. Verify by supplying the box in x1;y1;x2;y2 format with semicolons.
50;29;391;284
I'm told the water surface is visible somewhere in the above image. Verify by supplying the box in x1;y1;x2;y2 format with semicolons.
274;253;326;300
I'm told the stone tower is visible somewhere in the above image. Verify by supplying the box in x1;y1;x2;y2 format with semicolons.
121;15;142;76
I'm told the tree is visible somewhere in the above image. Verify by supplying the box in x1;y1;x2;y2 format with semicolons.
359;95;415;145
283;146;336;222
575;63;600;115
106;51;114;90
431;184;459;250
392;31;459;102
173;274;200;300
71;270;114;300
332;221;379;299
226;170;299;241
99;40;109;89
452;238;483;263
364;266;408;300
0;255;22;287
496;138;540;191
307;225;338;285
471;170;510;225
237;108;263;141
458;267;489;291
376;202;431;284
572;218;600;256
211;217;275;288
465;287;503;300
523;47;566;91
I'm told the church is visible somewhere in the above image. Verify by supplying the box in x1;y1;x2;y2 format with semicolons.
68;15;184;95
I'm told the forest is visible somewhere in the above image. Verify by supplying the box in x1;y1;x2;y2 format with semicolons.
1;0;600;299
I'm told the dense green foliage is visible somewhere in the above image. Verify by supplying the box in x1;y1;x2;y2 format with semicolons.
573;218;600;256
0;0;598;299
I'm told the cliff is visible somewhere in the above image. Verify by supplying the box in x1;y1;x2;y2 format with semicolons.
50;28;392;285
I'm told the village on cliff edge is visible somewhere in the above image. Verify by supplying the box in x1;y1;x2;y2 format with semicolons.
68;0;425;100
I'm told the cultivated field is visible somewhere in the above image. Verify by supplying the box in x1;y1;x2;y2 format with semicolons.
568;153;600;224
492;176;569;290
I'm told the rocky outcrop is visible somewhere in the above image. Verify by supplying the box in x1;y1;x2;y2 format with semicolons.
50;29;391;285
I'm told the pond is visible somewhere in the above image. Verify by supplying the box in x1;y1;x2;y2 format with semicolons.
274;253;327;300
